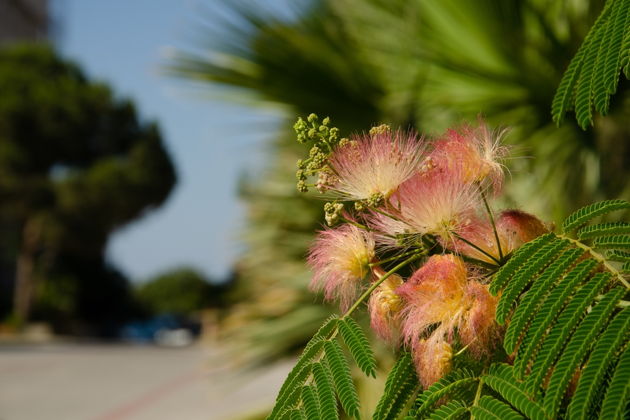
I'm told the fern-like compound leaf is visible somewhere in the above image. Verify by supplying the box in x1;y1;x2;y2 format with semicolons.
552;0;630;127
490;233;555;295
312;362;339;420
608;250;630;262
593;234;630;249
524;272;611;393
578;222;630;239
574;8;607;129
426;400;467;420
301;385;320;420
599;344;630;420
514;258;597;378
289;408;307;420
623;262;630;272
470;396;524;420
324;340;360;419
338;317;376;377
550;3;599;125
483;364;546;420
608;0;630;92
272;337;325;411
496;239;569;324
313;315;339;339
542;287;625;418
562;199;630;233
594;0;624;114
373;352;419;420
414;369;477;417
568;308;630;419
503;247;584;354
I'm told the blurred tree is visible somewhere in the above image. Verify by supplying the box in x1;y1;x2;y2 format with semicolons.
169;0;628;367
135;267;228;316
0;44;176;330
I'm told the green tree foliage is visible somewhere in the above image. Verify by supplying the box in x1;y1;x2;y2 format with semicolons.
136;267;228;316
0;44;176;332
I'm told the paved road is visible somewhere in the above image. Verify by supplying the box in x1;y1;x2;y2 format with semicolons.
0;343;293;420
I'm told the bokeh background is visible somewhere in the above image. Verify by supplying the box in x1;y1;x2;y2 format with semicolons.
0;0;628;419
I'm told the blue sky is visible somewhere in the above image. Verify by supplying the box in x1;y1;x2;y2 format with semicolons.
55;0;287;283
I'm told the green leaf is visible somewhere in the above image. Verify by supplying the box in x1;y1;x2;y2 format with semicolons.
373;352;419;420
483;364;547;420
550;4;599;125
490;233;556;295
542;287;625;418
503;247;584;354
599;344;630;420
312;362;339;420
324;340;360;419
414;369;477;417
593;0;624;114
604;0;630;93
314;315;340;339
495;238;569;325
607;250;630;262
578;222;630;239
593;234;630;249
568;308;630;420
301;385;320;420
338;317;377;377
470;396;524;420
562;199;630;233
289;408;307;420
524;272;611;393
574;8;608;129
514;258;597;378
426;400;467;420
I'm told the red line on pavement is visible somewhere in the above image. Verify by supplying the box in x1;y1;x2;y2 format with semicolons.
92;370;205;420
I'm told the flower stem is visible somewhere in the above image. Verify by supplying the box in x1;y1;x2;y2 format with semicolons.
479;187;503;261
369;249;421;267
453;232;502;265
343;252;425;318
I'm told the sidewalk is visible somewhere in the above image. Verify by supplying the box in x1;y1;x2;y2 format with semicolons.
0;342;293;420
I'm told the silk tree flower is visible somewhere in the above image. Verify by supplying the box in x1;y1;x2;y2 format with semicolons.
429;121;508;192
413;329;454;387
308;224;376;311
393;170;480;241
458;281;500;357
368;271;404;344
453;210;549;263
396;255;469;346
327;130;427;202
396;254;500;384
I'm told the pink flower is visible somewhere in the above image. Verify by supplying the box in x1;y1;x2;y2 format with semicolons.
459;281;500;357
396;255;469;347
396;255;500;385
413;331;454;388
393;171;480;241
308;224;375;311
368;271;404;344
327;130;426;201
453;210;549;263
429;121;508;192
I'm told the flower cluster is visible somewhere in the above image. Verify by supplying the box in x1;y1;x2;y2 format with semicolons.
298;115;549;384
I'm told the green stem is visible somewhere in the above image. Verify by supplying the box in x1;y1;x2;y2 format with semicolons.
369;249;421;267
558;234;630;289
479;187;504;261
453;233;501;266
470;375;485;419
343;252;425;318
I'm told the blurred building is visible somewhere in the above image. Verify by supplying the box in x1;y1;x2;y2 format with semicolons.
0;0;48;43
